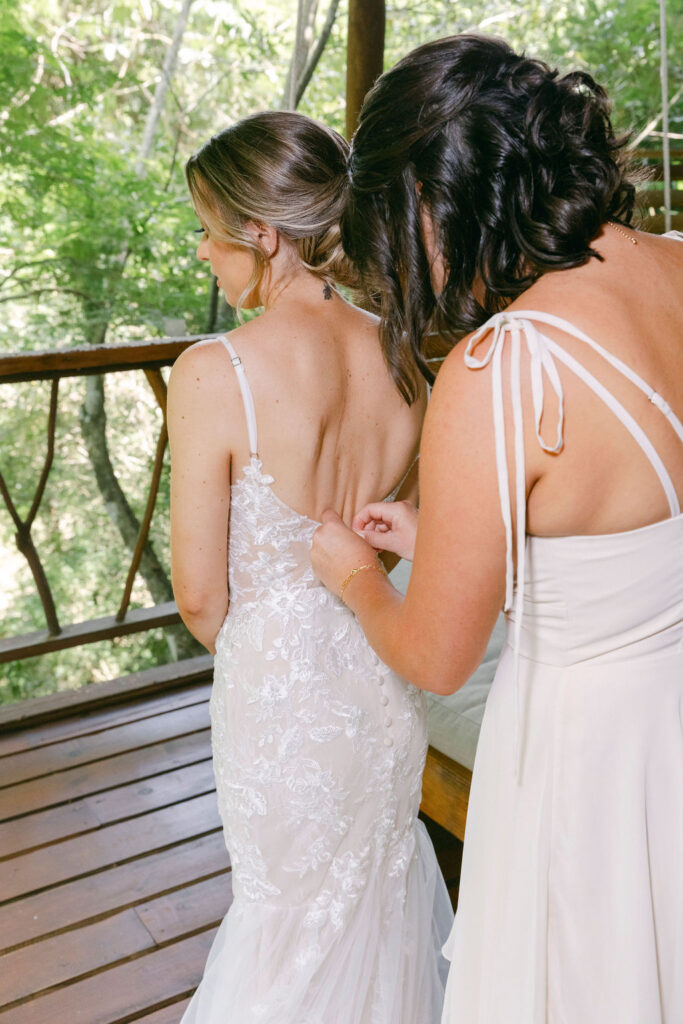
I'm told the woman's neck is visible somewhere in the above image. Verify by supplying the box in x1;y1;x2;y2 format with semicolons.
261;264;337;313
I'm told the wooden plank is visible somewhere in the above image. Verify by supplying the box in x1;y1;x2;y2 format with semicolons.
0;702;210;788
0;683;211;758
0;604;184;666
0;792;221;902
0;875;231;1009
640;188;683;211
641;211;683;233
0;730;210;821
0;336;211;385
0;907;155;1007
420;746;472;843
0;832;229;951
0;801;101;859
634;147;683;159
0;760;215;858
135;873;233;944
86;759;216;827
644;163;683;182
0;928;217;1024
0;655;212;733
129;998;191;1024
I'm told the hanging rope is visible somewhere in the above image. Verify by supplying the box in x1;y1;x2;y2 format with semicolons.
659;0;672;232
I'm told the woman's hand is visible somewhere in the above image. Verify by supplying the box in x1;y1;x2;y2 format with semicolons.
311;510;381;597
352;500;419;561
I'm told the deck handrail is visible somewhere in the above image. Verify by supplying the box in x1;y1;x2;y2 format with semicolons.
1;335;216;666
0;335;215;384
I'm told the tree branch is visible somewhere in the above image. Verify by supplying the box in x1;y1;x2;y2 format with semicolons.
135;0;196;176
0;287;90;304
295;0;342;106
629;83;683;149
281;0;319;110
0;259;62;290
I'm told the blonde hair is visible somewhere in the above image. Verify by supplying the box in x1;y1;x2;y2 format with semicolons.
186;111;358;309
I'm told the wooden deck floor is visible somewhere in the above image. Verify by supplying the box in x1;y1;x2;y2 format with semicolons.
0;681;462;1023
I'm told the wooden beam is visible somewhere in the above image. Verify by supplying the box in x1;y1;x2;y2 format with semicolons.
0;336;217;384
641;211;683;232
640;188;683;210
0;602;183;664
0;654;213;733
420;745;472;843
345;0;385;140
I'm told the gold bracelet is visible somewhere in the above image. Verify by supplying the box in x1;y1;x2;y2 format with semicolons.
339;561;387;603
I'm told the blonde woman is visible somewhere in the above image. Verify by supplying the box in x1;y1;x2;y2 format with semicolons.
167;111;452;1024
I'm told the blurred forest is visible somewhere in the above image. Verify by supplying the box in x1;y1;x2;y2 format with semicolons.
1;0;681;702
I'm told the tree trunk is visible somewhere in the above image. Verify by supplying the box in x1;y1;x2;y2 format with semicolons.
294;0;342;107
281;0;319;109
207;276;219;332
78;0;200;660
136;0;196;176
345;0;385;139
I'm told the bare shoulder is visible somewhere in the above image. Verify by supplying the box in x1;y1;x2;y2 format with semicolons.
167;338;240;446
419;335;493;465
436;331;491;399
170;336;233;387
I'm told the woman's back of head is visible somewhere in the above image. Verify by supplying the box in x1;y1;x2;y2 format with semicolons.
184;110;424;524
187;110;357;308
343;33;639;399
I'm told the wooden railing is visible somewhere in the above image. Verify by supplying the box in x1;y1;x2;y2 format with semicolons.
0;336;214;666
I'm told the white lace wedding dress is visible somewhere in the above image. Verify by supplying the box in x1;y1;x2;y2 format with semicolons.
180;338;453;1024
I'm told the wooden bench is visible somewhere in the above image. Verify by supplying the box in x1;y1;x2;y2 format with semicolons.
389;561;503;842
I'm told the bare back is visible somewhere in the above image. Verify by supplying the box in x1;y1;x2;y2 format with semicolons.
508;228;683;537
217;291;425;525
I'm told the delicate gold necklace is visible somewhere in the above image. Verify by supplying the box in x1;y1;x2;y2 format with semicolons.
608;222;638;246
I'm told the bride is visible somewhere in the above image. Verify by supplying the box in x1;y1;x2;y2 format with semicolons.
167;110;452;1023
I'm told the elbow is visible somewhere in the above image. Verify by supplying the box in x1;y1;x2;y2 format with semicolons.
176;591;211;620
416;668;466;697
402;645;477;697
430;673;466;697
174;585;228;628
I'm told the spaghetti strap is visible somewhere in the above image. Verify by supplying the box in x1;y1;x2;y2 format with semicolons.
221;336;258;457
464;309;683;777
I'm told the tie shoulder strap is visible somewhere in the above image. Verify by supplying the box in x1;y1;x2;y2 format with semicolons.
464;308;682;779
221;336;258;458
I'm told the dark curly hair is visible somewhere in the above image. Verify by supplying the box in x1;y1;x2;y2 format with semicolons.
343;34;638;402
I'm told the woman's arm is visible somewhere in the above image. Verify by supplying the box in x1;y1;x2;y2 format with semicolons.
312;346;507;694
168;343;233;653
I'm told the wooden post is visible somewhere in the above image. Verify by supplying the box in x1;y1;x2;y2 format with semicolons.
345;0;385;140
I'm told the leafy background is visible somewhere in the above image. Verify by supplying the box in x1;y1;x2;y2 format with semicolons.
1;0;681;702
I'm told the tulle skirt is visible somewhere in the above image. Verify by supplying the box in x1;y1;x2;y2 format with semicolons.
180;820;452;1024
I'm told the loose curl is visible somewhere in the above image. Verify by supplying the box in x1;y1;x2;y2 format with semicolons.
343;34;639;403
186;111;358;311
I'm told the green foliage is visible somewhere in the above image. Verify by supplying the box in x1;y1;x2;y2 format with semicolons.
1;0;679;702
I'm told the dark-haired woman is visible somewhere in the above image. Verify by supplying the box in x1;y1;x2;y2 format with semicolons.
311;35;683;1023
168;111;452;1024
